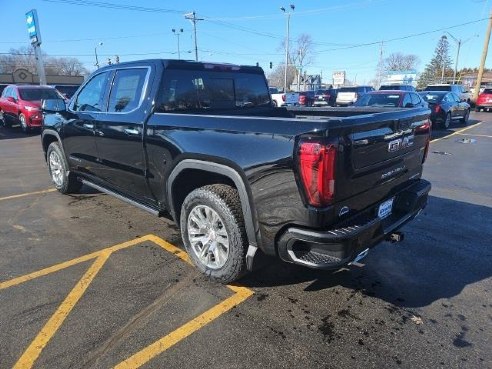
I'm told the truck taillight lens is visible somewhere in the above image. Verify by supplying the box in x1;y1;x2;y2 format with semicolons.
299;95;306;104
299;142;336;207
434;105;441;113
282;94;286;102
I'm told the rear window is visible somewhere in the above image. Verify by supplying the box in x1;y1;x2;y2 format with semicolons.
157;69;270;112
483;88;492;94
18;88;60;101
339;87;359;93
424;85;451;91
420;92;445;103
355;93;401;107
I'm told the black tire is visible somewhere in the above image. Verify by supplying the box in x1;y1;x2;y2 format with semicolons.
441;112;451;129
46;142;82;194
180;184;248;283
460;109;470;124
475;107;481;112
19;113;30;134
1;110;11;128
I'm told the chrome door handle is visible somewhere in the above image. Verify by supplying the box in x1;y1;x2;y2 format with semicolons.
124;128;139;135
83;123;94;129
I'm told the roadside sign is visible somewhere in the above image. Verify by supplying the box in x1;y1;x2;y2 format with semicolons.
26;9;42;46
333;71;345;86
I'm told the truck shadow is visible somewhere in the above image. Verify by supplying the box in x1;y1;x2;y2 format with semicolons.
0;125;41;140
431;119;480;141
241;195;492;309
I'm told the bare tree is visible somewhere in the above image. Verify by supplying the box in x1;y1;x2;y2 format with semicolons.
267;64;297;90
381;52;420;71
276;33;315;90
0;47;88;76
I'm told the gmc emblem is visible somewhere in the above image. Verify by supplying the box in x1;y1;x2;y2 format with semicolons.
388;135;414;152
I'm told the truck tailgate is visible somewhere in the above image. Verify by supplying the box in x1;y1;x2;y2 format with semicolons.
334;110;430;203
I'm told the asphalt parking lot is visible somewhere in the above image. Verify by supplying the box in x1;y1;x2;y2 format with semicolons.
0;115;491;369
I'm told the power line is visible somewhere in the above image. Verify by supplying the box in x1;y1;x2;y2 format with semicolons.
40;0;186;14
316;17;489;53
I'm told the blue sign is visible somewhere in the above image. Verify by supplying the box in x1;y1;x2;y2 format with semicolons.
26;9;42;46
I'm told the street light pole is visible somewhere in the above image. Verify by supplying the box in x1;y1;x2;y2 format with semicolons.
445;31;479;83
441;35;447;83
281;4;295;92
94;42;103;69
172;28;183;59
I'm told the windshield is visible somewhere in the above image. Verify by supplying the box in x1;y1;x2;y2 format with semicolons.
157;69;271;112
483;88;492;94
355;93;401;107
420;92;445;103
19;88;60;101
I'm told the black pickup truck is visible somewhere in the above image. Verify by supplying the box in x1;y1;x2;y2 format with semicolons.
41;59;431;283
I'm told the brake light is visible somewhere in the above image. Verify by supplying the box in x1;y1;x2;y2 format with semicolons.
434;105;441;113
299;142;336;207
299;95;306;105
282;94;286;102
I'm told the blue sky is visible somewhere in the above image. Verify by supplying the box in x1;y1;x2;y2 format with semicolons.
1;0;491;84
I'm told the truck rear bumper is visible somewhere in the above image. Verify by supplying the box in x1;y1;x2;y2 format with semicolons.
277;179;431;269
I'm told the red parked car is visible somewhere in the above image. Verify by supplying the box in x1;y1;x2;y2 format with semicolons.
475;88;492;112
0;85;62;133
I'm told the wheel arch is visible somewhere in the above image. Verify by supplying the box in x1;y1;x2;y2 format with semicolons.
167;159;260;249
41;129;63;160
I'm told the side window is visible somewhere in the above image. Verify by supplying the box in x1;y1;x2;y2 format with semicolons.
2;87;11;98
452;93;461;102
73;72;110;112
108;68;148;113
11;88;19;100
443;94;452;103
411;93;421;106
402;94;412;107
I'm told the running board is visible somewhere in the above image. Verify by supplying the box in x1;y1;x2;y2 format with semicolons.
81;179;160;216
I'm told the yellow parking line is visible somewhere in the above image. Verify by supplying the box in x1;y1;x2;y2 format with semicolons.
1;234;254;369
114;285;253;369
146;234;191;265
431;122;483;143
455;132;492;139
0;236;151;290
13;251;111;369
0;188;57;202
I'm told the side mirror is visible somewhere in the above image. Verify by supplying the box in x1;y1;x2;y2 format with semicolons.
42;99;66;113
404;103;414;108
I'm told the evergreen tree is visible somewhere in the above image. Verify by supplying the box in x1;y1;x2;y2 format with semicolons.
417;36;453;88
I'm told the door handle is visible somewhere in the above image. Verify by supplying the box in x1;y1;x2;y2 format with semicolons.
124;128;140;135
83;123;94;129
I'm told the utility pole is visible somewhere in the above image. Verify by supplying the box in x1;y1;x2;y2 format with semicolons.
474;11;492;101
281;4;295;92
184;11;203;62
378;41;384;88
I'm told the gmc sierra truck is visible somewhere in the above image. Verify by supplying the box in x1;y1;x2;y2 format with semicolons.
41;59;431;283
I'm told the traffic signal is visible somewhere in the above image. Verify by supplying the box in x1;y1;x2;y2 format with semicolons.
269;62;273;69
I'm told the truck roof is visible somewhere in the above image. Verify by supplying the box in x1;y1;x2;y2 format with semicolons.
97;59;264;74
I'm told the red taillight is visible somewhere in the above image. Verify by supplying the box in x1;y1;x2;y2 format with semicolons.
282;94;286;102
299;95;306;104
299;142;336;207
422;137;430;164
434;105;441;113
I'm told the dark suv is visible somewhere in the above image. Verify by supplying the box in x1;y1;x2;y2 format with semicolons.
313;88;337;107
424;84;471;103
